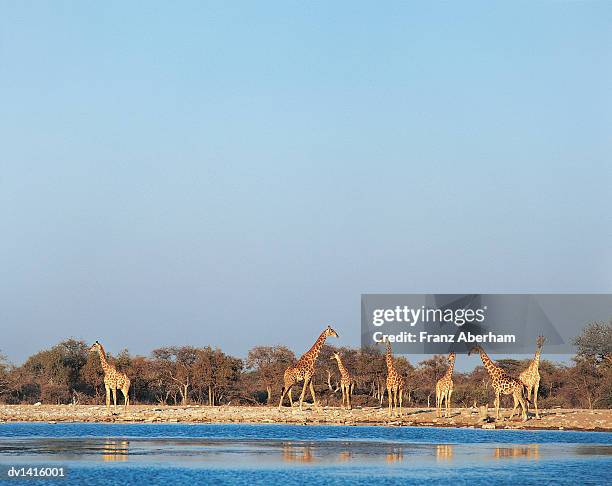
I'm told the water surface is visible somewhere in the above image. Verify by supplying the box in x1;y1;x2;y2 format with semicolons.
0;423;609;485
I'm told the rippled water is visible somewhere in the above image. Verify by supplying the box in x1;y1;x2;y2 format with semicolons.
0;423;610;485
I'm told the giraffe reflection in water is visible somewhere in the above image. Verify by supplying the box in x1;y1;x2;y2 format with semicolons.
494;444;540;460
102;440;129;462
385;447;404;463
436;444;453;461
281;444;314;463
337;451;352;462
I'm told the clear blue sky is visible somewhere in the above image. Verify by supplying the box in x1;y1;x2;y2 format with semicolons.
1;2;611;368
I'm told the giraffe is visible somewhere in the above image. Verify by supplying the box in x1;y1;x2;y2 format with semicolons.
330;352;355;410
519;336;545;419
384;340;406;418
435;352;455;418
468;345;529;421
278;325;339;411
89;341;131;411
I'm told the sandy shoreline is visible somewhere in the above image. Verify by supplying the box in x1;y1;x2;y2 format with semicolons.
0;405;610;432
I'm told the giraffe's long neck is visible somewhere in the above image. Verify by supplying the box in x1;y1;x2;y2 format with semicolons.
335;357;349;377
478;349;500;377
97;345;113;374
304;331;328;364
444;358;455;379
386;342;396;371
531;348;542;370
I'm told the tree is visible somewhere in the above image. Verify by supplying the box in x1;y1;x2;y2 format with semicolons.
81;352;104;401
114;349;132;373
21;339;89;404
574;321;612;365
354;346;386;404
192;346;215;405
0;353;11;401
193;347;242;405
413;355;448;407
568;359;609;409
246;345;295;404
152;347;197;405
568;321;612;409
146;357;174;405
2;336;611;409
213;352;242;404
126;356;150;404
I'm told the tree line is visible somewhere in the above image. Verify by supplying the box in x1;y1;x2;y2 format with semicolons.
0;322;610;409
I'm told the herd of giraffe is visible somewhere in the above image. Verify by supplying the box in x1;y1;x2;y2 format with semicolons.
90;327;546;421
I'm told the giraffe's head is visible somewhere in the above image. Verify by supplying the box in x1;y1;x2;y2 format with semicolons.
467;345;481;356
448;352;456;362
324;325;339;339
330;351;340;361
383;337;393;351
537;335;546;348
89;340;102;353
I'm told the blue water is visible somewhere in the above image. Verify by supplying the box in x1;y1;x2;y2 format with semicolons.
0;423;610;485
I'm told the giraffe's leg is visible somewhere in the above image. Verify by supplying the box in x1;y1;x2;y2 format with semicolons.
112;387;117;409
122;387;129;409
435;392;437;417
299;377;310;411
510;393;518;419
523;385;531;415
494;392;500;419
447;389;453;417
395;388;400;417
347;384;352;410
387;387;392;417
520;395;528;421
533;381;540;419
398;388;403;417
105;384;111;411
288;387;294;407
309;379;319;408
278;386;287;409
392;388;398;417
